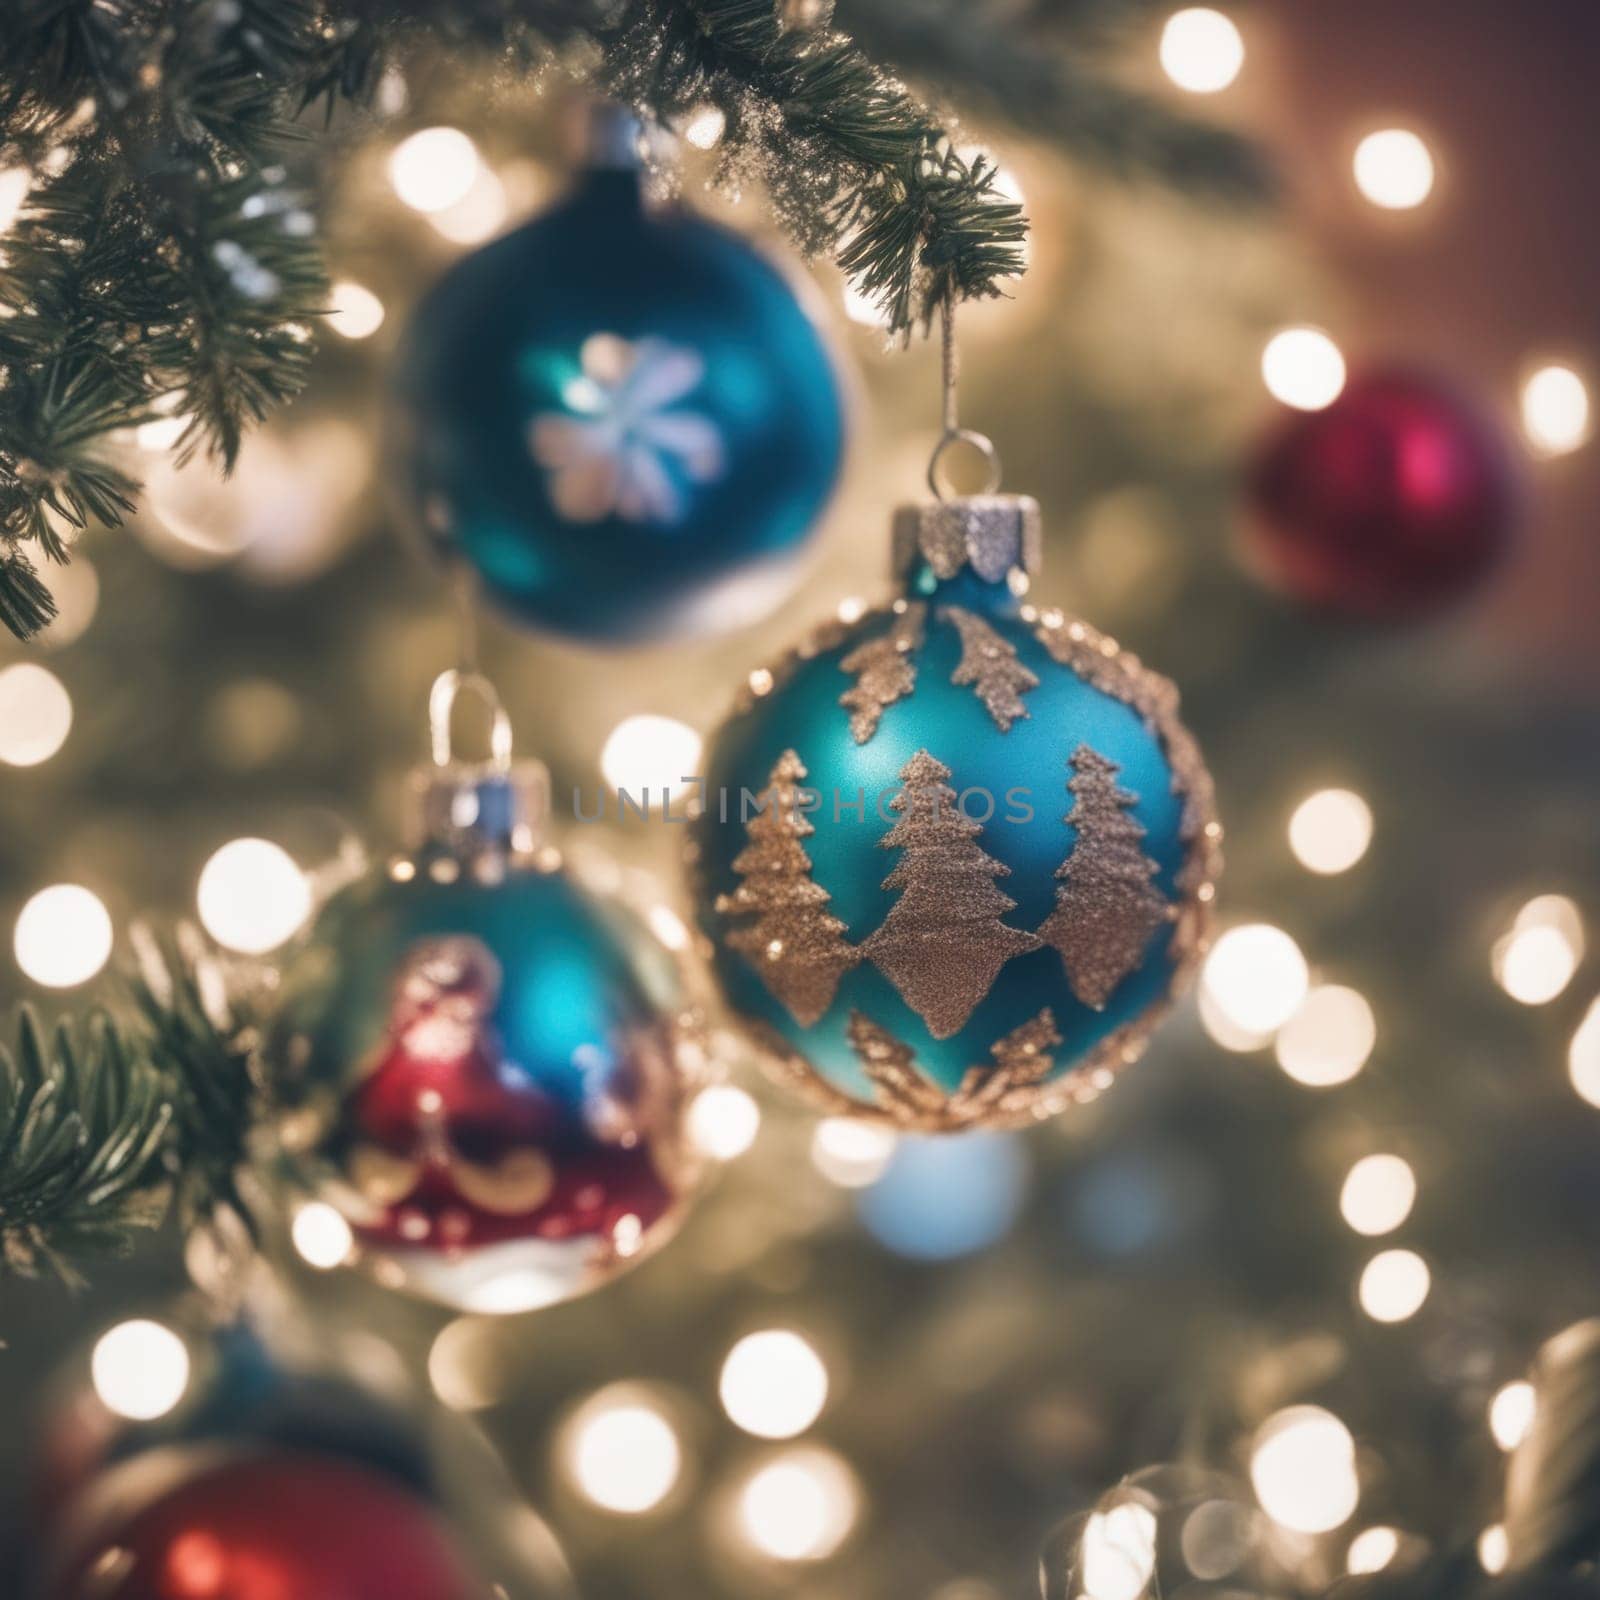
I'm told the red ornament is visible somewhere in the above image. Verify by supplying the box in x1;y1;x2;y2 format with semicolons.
50;1451;485;1600
1246;369;1518;618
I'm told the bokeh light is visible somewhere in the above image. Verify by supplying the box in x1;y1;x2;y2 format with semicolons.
1201;924;1309;1038
1358;1249;1431;1322
0;165;29;232
1494;894;1583;1005
600;714;703;800
1522;364;1591;456
811;1117;897;1188
290;1201;354;1270
737;1447;860;1562
1339;1154;1416;1236
682;105;726;149
92;1320;191;1422
38;555;100;648
1352;129;1435;210
1275;985;1376;1088
720;1330;829;1439
427;166;508;245
196;838;312;955
857;1132;1026;1260
1347;1526;1400;1576
1250;1406;1360;1534
1569;998;1600;1107
1159;8;1244;94
687;1084;761;1161
428;1317;506;1413
15;884;113;988
1288;789;1372;875
389;126;480;213
562;1388;682;1515
1488;1380;1536;1452
327;280;385;339
1261;327;1347;411
1080;1501;1158;1600
0;663;72;766
1478;1525;1509;1575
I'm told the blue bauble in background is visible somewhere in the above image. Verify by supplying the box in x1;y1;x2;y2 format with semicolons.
690;494;1221;1129
390;153;846;644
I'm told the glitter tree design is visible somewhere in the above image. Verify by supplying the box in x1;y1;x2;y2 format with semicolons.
940;605;1038;731
1039;745;1171;1009
717;749;859;1025
862;750;1041;1039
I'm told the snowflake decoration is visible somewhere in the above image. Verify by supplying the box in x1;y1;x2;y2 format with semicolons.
528;332;727;525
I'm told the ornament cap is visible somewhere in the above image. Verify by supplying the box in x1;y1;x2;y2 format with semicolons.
892;494;1042;585
406;761;550;862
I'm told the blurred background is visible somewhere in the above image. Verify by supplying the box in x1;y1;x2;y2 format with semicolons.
3;3;1600;1597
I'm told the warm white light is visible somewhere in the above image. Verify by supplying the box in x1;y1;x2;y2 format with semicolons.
328;280;385;339
0;166;29;232
601;714;703;800
1339;1154;1416;1237
1080;1501;1159;1600
427;167;507;245
1198;985;1274;1053
646;903;691;951
841;279;887;328
1347;1526;1400;1576
92;1320;191;1421
197;838;312;955
1479;1525;1509;1575
1359;1248;1431;1323
135;414;190;452
688;1084;761;1161
565;1391;682;1514
738;1447;860;1562
1201;924;1309;1037
428;1317;503;1412
291;1201;354;1270
720;1330;829;1440
1496;895;1584;1004
1288;789;1373;875
683;105;726;149
0;663;72;766
1250;1405;1360;1534
1489;1380;1536;1452
39;555;100;648
15;885;113;988
1569;999;1600;1107
1353;130;1435;210
1262;327;1347;412
1522;365;1591;457
811;1117;897;1188
1159;8;1245;94
389;126;480;213
1275;985;1376;1088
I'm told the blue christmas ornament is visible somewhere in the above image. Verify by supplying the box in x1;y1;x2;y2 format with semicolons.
390;115;846;645
272;673;706;1312
691;486;1221;1130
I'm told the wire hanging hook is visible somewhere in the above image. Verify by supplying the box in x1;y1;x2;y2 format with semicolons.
926;292;1003;500
428;669;513;772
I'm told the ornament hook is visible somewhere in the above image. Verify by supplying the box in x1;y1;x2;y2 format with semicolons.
927;293;1003;500
428;670;513;773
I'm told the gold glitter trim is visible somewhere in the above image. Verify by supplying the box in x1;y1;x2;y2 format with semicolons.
860;749;1042;1040
838;601;926;743
716;749;860;1026
848;1011;948;1120
939;604;1038;731
1038;745;1172;1010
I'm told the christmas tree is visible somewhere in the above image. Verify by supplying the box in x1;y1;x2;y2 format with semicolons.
839;602;926;743
941;604;1039;731
861;750;1041;1038
717;749;858;1025
1039;744;1171;1010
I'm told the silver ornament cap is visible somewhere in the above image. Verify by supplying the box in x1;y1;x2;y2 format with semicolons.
892;493;1043;585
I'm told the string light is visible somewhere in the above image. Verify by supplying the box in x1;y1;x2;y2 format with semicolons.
1478;1525;1509;1575
1494;894;1583;1005
92;1320;191;1421
1521;364;1591;457
1339;1154;1416;1236
720;1330;829;1439
196;838;312;955
1352;130;1435;210
1262;327;1347;411
1201;924;1309;1037
15;885;113;988
811;1117;897;1188
1158;8;1245;94
1288;789;1373;875
600;714;703;800
1275;985;1376;1088
427;167;508;245
1359;1248;1431;1322
1250;1406;1360;1534
0;663;72;766
563;1387;683;1515
328;280;386;339
688;1084;762;1161
682;105;727;149
737;1447;860;1562
1569;998;1600;1108
1080;1501;1158;1600
1488;1380;1536;1452
1347;1526;1401;1576
290;1201;354;1270
389;127;480;213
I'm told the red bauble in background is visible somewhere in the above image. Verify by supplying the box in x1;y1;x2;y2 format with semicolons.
48;1451;486;1600
1246;369;1519;618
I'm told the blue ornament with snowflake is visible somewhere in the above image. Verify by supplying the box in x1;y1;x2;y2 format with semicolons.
690;470;1223;1131
391;111;846;645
